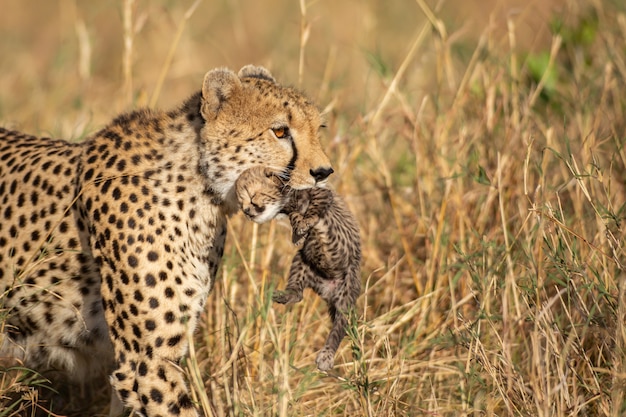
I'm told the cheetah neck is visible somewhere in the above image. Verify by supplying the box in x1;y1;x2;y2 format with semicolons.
86;92;232;209
169;94;240;215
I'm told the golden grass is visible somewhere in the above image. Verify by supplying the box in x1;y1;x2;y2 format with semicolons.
2;0;626;416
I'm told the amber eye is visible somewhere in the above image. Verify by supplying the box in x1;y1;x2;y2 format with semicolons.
272;126;288;139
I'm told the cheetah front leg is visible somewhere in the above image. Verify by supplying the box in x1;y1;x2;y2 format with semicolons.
100;265;201;417
272;251;310;305
288;188;332;244
289;211;317;245
110;354;197;417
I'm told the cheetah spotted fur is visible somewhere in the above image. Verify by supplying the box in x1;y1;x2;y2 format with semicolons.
0;66;332;417
236;166;361;371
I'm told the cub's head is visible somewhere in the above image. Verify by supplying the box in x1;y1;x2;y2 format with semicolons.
199;65;332;202
235;167;288;224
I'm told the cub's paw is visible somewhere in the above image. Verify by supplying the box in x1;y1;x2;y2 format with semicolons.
315;347;336;371
272;290;303;305
291;231;307;246
290;213;318;236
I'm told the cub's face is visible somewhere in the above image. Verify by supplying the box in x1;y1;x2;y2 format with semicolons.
235;167;287;224
199;66;333;202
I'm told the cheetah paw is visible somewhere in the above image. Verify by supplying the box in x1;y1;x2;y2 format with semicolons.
315;348;336;371
272;290;303;305
290;213;318;236
291;232;307;246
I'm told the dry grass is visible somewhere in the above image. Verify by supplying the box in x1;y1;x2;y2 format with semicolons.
2;0;626;416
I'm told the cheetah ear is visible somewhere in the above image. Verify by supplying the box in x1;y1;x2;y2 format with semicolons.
201;68;242;120
238;65;276;83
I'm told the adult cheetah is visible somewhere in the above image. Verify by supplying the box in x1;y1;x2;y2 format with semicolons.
0;65;333;416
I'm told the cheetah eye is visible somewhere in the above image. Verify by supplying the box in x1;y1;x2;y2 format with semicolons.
271;126;289;139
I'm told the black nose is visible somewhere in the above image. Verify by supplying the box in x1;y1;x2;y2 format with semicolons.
252;202;265;213
310;167;334;182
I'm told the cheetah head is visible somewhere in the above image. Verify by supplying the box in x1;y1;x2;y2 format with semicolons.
235;167;290;224
199;65;332;203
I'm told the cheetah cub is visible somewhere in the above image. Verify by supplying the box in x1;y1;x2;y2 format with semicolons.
236;167;361;371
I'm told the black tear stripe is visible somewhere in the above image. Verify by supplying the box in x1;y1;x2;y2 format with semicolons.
284;139;298;179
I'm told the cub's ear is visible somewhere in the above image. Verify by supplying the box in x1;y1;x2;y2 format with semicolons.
238;65;276;83
201;68;242;120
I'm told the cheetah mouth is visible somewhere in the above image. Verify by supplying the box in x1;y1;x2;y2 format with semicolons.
284;173;317;190
314;179;329;188
274;167;331;191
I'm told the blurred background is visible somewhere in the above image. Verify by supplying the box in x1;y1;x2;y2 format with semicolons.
0;0;565;133
2;1;626;416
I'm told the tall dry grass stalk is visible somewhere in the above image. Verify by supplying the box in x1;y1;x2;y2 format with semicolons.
1;0;626;416
123;0;135;107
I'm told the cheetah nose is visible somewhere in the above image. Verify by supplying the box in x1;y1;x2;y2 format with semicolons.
252;202;265;213
310;167;334;182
